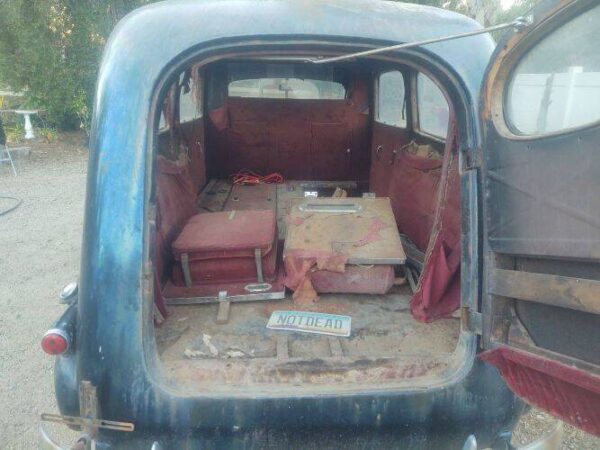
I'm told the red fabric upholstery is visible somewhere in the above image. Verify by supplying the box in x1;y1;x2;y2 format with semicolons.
172;210;275;259
206;93;370;181
172;235;278;286
480;347;600;437
389;151;443;252
368;121;461;322
369;123;412;197
410;151;461;322
171;210;278;286
155;155;198;282
179;119;207;193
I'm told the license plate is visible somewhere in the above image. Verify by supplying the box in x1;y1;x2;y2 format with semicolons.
267;310;351;337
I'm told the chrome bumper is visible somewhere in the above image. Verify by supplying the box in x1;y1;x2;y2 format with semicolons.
462;421;563;450
40;424;162;450
42;421;564;450
39;425;71;450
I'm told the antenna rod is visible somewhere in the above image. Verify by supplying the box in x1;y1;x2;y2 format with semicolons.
307;17;531;64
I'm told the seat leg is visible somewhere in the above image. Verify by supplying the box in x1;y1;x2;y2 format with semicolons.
216;291;230;325
181;253;193;288
254;248;264;283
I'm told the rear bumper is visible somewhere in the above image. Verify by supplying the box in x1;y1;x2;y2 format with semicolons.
40;422;565;450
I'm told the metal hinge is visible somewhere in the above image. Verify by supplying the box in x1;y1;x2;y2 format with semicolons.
463;148;482;171
461;306;483;335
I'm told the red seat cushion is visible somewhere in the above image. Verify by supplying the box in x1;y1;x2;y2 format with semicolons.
172;210;276;261
171;209;278;286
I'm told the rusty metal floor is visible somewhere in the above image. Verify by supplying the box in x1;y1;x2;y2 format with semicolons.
156;285;460;394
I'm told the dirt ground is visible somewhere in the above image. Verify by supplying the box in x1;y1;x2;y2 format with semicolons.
0;135;598;449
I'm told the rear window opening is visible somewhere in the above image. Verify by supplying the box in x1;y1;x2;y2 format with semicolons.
150;54;465;395
229;78;346;99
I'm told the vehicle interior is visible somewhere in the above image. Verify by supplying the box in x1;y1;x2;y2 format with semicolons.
151;56;465;394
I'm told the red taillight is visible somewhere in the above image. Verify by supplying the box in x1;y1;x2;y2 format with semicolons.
41;330;69;355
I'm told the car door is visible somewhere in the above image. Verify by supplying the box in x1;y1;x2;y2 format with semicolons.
477;0;600;437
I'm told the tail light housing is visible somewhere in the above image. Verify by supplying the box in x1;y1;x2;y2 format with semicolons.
41;329;70;355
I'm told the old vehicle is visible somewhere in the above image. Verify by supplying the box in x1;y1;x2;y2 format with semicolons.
40;0;600;448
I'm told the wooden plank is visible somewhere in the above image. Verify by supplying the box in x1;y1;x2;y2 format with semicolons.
197;179;232;213
489;268;600;315
216;300;231;325
284;197;405;265
276;335;289;361
328;337;344;358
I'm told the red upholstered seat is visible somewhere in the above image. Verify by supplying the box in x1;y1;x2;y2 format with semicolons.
171;210;278;286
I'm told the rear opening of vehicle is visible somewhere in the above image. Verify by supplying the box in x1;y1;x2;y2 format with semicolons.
150;53;467;395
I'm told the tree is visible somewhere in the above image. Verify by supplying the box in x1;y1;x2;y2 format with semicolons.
0;0;153;129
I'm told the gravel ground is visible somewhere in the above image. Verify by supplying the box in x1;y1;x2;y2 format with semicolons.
0;135;598;449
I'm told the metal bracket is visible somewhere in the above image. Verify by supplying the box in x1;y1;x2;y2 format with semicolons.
389;149;398;166
216;290;231;325
463;147;482;171
41;413;135;433
254;248;264;283
461;307;483;335
181;253;193;288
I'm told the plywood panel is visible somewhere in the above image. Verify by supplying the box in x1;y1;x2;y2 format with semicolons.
284;197;405;265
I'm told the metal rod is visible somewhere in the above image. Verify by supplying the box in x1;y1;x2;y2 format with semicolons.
308;17;530;64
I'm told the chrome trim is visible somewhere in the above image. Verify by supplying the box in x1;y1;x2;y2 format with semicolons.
460;420;563;450
298;202;362;214
59;281;78;304
39;425;67;450
165;290;285;305
245;282;273;293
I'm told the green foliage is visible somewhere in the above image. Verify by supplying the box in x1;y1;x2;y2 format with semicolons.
4;121;25;144
494;0;538;23
0;0;539;130
0;0;155;130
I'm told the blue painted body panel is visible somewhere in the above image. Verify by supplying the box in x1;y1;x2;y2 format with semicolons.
55;1;523;447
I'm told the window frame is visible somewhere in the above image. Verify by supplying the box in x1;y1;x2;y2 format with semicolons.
226;77;346;100
375;70;408;129
412;72;449;142
501;4;600;138
489;1;600;142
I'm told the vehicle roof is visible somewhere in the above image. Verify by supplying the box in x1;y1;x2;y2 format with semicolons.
97;0;495;106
